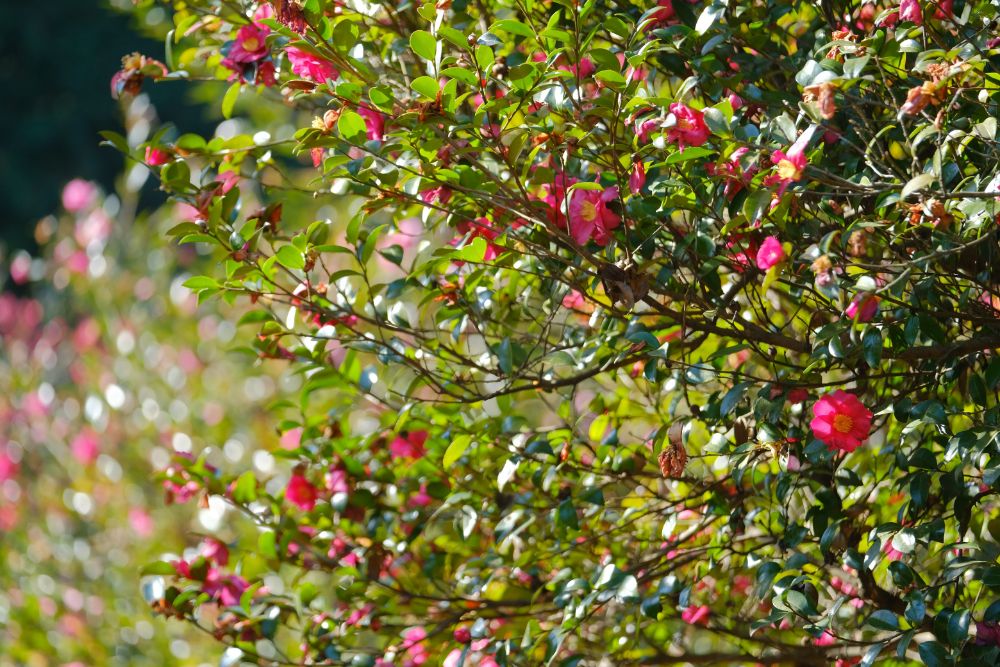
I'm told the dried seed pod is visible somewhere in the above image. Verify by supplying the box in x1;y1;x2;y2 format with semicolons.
658;441;687;479
658;422;687;479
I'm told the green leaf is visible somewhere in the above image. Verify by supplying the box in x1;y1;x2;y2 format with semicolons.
491;19;534;38
339;109;366;140
141;561;177;576
410;30;438;61
183;276;220;290
276;245;306;270
901;173;936;200
455;237;488;263
222;82;241;119
595;70;626;86
410;76;439;99
233;471;257;503
862;327;883;367
443;435;472;468
865;609;900;631
720;382;751;416
695;1;727;34
258;530;277;559
947;609;970;645
917;640;951;667
442;67;479;86
664;146;714;164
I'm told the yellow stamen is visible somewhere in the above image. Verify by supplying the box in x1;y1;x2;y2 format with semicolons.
833;414;854;434
777;159;801;181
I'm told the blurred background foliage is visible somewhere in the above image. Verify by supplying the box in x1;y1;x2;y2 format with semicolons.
0;3;319;663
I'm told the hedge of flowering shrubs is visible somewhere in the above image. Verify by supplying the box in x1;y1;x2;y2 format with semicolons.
99;0;1000;663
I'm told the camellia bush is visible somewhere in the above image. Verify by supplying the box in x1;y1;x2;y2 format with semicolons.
106;0;1000;664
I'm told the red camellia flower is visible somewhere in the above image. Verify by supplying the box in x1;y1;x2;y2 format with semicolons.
666;103;709;151
755;236;785;270
286;472;319;510
810;390;873;452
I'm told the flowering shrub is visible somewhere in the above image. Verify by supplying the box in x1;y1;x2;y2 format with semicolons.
101;0;1000;664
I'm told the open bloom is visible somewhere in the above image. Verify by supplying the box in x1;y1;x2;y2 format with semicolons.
810;390;873;452
666;103;709;151
225;24;270;65
756;236;785;270
285;47;339;82
286;472;319;510
567;187;621;246
765;147;807;197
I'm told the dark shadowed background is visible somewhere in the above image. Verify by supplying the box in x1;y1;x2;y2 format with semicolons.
0;1;212;253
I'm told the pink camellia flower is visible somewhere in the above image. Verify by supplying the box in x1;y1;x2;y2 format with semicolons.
634;116;661;144
845;294;880;322
280;427;303;450
70;430;100;465
899;0;923;23
420;185;452;206
358;104;386;142
145;146;171;166
201;538;230;566
681;605;710;626
62;179;98;213
567;187;621;246
755;236;785;270
285;46;339;82
389;430;428;459
203;569;249;606
810;390;873;452
401;626;429;666
765;147;807;197
286;472;319;511
224;24;270;66
813;631;837;646
326;467;349;495
630;161;647;195
408;483;433;508
540;172;578;227
666;103;710;151
933;0;953;19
